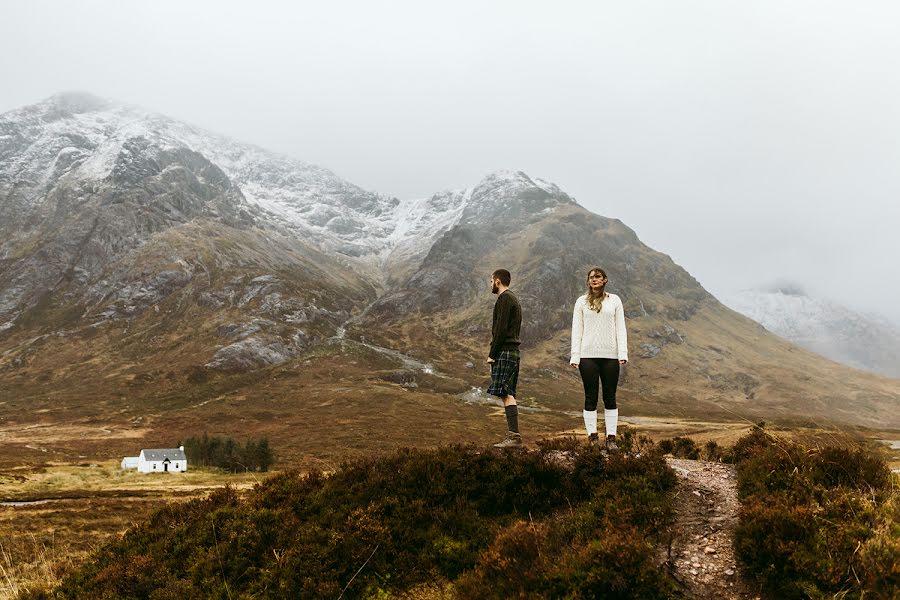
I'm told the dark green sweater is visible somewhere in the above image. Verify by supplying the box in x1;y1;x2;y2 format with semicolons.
490;290;522;359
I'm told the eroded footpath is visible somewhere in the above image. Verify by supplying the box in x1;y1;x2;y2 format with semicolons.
663;458;759;600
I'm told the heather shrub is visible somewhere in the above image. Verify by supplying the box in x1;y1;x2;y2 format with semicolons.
544;525;678;600
735;443;816;502
657;436;700;459
809;445;890;490
656;437;673;455
452;520;547;599
725;423;773;463
701;440;724;461
731;431;896;599
734;496;820;592
658;436;723;461
454;445;678;599
858;493;900;598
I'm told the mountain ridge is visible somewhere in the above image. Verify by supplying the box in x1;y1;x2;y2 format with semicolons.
2;93;561;281
1;93;898;472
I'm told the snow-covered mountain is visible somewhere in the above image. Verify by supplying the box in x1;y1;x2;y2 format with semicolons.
0;94;574;313
0;92;578;364
0;92;484;279
724;283;900;378
1;93;580;289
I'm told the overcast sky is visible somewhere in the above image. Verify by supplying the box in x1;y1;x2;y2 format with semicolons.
3;1;899;320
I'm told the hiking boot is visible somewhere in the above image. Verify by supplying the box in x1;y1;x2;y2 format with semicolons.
605;436;619;452
493;431;523;449
588;433;599;447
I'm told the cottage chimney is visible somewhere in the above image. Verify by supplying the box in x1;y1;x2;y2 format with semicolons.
179;445;184;451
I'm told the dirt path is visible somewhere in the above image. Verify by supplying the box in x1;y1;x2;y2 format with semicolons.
663;458;759;600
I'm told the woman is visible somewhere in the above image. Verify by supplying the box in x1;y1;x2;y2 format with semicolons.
570;267;628;451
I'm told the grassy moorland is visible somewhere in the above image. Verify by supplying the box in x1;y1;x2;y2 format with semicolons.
4;425;898;599
15;437;681;599
0;465;259;599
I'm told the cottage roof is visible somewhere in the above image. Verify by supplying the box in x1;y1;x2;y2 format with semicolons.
140;448;187;461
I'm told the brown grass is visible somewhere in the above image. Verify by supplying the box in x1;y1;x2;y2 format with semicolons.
1;534;75;600
0;463;261;598
0;497;147;599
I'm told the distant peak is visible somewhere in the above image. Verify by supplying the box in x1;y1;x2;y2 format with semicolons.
0;91;116;123
44;91;111;114
478;170;534;186
473;170;565;196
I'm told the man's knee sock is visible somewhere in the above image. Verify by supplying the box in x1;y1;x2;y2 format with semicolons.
505;404;519;433
583;410;598;435
605;408;618;437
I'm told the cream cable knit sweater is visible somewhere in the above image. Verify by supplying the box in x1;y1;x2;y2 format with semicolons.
570;293;628;363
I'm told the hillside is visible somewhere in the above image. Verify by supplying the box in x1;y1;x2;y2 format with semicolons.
353;188;900;430
1;93;899;472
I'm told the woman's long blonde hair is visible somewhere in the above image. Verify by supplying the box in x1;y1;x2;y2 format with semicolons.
586;267;608;312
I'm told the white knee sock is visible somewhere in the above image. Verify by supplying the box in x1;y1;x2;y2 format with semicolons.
582;410;598;435
605;408;618;437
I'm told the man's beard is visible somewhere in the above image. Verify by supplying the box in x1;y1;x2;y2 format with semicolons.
492;284;499;294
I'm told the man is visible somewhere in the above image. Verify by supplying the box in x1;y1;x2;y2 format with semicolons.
487;268;523;448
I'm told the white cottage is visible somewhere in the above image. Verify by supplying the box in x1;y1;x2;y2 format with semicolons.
121;446;188;473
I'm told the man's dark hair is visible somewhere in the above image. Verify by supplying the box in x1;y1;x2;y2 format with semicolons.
492;269;511;286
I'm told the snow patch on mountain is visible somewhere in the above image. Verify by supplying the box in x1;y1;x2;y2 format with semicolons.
724;286;900;378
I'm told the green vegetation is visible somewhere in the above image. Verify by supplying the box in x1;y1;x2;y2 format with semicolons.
181;433;275;473
656;436;725;462
21;438;679;599
731;426;899;599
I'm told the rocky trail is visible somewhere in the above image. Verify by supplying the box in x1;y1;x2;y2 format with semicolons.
663;458;760;600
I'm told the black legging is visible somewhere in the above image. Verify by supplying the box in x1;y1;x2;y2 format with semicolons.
578;358;619;411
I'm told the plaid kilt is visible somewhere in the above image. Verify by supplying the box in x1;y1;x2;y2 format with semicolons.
487;349;520;398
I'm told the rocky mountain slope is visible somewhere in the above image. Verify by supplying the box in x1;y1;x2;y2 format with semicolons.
0;92;464;283
724;284;900;378
1;93;898;468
